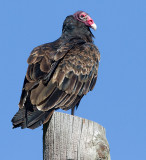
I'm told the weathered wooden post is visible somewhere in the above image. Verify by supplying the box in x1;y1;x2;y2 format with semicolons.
43;112;110;160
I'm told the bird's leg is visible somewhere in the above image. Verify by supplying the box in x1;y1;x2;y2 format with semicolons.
71;107;75;115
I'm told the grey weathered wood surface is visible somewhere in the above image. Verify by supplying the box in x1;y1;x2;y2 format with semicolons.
43;112;110;160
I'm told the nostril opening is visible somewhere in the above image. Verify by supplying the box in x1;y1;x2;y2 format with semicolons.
88;19;94;25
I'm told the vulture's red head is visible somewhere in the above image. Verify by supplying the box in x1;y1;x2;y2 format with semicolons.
73;11;97;30
62;11;96;42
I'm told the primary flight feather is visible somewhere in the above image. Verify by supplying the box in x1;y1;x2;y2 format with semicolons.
11;11;100;129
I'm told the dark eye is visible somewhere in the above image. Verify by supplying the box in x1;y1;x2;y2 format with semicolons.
80;14;86;19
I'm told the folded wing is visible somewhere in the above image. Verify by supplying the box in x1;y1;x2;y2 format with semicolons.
12;38;100;129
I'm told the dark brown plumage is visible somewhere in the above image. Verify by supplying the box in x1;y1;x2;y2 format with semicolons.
12;11;100;129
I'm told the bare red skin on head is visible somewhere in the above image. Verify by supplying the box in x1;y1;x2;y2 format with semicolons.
73;11;94;27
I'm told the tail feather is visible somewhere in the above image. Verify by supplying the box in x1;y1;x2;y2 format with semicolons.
27;110;54;129
11;108;25;128
11;107;54;129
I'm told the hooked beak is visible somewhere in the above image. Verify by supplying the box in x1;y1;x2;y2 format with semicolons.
91;23;97;30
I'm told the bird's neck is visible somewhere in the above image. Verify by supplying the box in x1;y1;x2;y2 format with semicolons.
61;29;94;43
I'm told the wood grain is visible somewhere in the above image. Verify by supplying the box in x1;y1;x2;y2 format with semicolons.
43;112;110;160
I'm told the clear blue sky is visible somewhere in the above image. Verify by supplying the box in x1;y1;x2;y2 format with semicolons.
0;0;145;159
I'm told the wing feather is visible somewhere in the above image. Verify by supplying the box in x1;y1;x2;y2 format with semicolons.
40;57;51;72
20;39;100;115
38;88;63;111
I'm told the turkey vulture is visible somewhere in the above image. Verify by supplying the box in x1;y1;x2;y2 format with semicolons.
11;11;100;129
